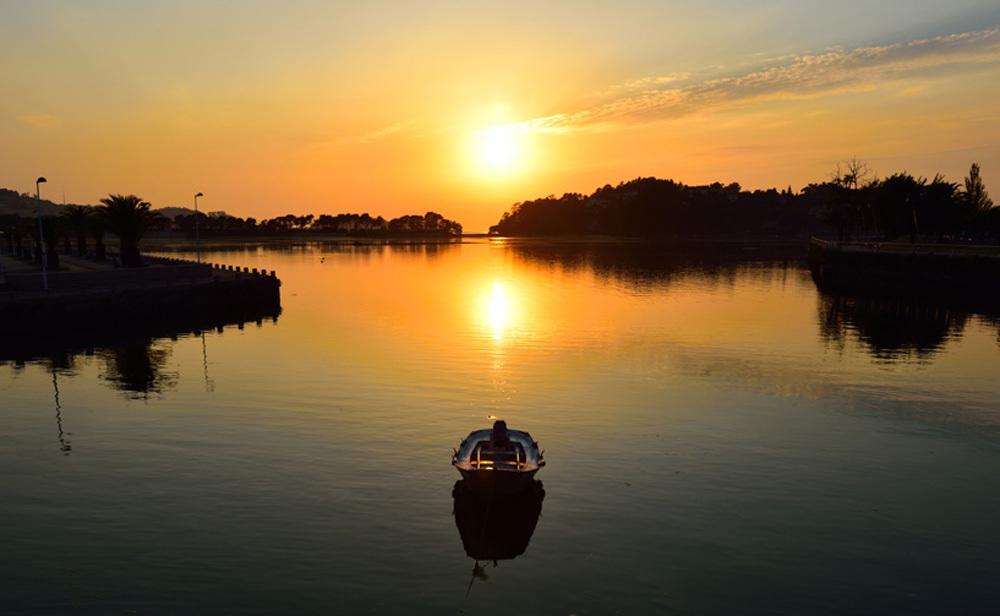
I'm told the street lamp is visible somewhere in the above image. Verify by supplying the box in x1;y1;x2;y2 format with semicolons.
194;192;204;263
36;176;48;291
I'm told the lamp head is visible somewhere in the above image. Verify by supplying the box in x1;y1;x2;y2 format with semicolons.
36;177;47;185
195;192;204;198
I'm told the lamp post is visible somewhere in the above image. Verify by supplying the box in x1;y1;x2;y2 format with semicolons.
194;192;203;263
35;176;48;291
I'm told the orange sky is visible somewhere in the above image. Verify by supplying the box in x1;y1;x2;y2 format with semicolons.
2;2;999;231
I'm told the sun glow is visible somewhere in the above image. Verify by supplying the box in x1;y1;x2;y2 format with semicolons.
471;124;528;177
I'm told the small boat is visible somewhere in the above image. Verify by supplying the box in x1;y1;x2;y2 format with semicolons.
452;420;545;494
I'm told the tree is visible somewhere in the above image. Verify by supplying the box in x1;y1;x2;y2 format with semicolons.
99;194;162;267
8;221;25;257
61;205;92;256
964;163;993;211
920;175;960;242
26;217;44;264
833;157;874;191
89;213;107;260
829;158;876;239
871;174;925;241
40;216;61;270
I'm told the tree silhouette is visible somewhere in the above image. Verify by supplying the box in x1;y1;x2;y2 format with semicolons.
964;163;993;214
40;216;61;270
491;163;994;243
61;205;92;256
89;212;107;260
98;194;162;267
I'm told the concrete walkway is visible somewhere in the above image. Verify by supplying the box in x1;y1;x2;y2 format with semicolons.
0;253;117;274
0;253;38;273
59;254;116;271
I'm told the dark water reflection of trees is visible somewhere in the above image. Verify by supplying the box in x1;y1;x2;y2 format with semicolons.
816;288;1000;361
505;240;1000;361
98;341;179;399
2;303;280;456
506;240;807;290
1;304;280;398
153;238;462;262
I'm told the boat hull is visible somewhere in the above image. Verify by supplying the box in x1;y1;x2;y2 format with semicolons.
457;467;539;495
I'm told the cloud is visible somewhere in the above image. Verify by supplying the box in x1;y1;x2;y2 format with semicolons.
518;28;1000;133
602;72;691;93
338;122;407;144
16;112;60;128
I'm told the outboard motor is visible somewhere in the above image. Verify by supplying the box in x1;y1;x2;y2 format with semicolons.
492;420;509;446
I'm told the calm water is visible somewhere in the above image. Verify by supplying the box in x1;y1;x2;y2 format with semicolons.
3;239;1000;615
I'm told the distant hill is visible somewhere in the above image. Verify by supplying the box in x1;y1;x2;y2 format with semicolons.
154;206;197;220
0;188;193;221
0;187;74;217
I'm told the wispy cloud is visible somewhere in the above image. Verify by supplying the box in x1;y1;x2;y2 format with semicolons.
601;72;691;93
518;28;1000;133
16;112;60;128
338;122;408;144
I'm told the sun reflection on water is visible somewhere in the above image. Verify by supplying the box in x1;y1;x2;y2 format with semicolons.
486;282;514;341
478;280;520;407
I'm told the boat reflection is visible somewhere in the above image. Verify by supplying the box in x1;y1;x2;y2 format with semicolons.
452;479;544;593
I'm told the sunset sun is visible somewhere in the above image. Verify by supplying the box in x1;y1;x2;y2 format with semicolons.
472;124;527;176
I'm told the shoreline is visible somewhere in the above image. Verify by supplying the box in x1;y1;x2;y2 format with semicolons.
1;254;281;338
808;237;1000;305
140;233;817;249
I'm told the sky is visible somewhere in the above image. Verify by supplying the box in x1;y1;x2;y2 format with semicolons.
2;1;999;231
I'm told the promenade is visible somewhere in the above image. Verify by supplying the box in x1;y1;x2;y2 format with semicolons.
1;251;281;337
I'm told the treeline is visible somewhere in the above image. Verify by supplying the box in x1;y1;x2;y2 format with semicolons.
2;186;462;238
2;194;162;268
172;211;462;237
489;162;997;242
2;190;462;271
821;161;995;242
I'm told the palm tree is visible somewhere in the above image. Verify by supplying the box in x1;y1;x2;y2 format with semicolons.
89;213;107;261
10;224;24;257
98;194;162;267
61;205;92;256
26;218;43;264
1;218;16;254
41;216;61;270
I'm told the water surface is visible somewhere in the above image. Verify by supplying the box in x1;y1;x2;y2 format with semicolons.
3;239;999;614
